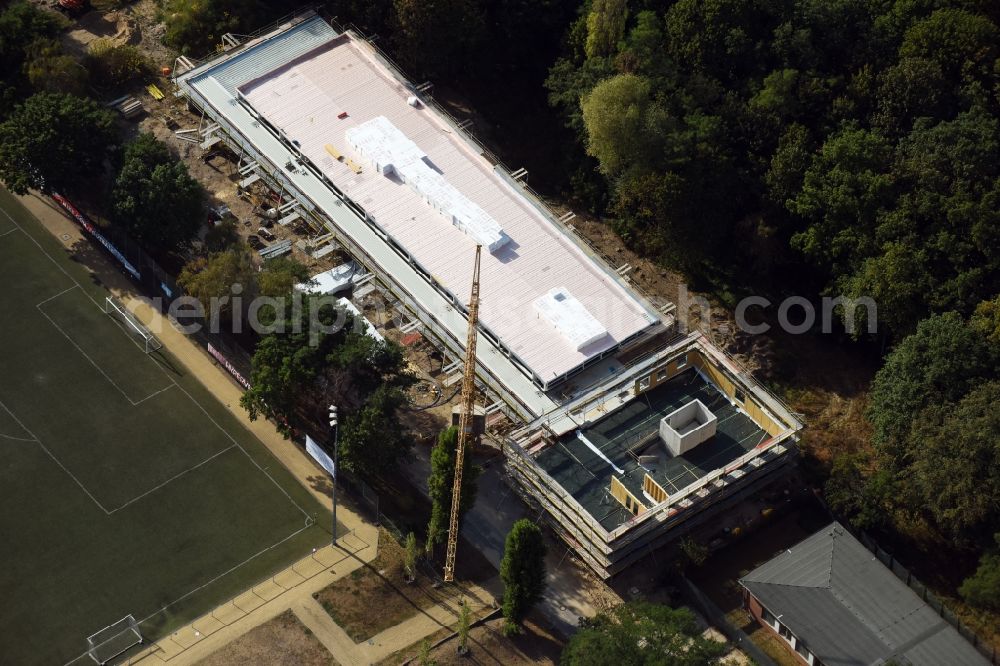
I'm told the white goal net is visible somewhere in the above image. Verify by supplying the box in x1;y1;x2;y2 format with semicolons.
86;614;143;665
104;297;162;354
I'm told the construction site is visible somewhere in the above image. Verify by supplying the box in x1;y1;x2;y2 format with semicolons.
172;10;803;580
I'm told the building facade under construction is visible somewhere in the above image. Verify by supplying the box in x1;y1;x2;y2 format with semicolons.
174;10;802;579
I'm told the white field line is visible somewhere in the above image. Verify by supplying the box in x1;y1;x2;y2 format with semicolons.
0;396;111;514
35;293;172;407
2;198;319;595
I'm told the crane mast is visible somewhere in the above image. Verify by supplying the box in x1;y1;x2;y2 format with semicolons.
443;245;482;583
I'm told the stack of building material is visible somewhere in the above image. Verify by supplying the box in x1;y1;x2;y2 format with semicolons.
345;116;510;252
107;95;143;119
258;239;292;259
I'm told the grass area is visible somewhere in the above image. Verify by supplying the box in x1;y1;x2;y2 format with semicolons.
0;189;329;665
314;528;491;643
199;609;337;666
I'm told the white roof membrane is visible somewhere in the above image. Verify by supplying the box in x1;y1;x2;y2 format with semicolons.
534;288;608;351
346;116;510;252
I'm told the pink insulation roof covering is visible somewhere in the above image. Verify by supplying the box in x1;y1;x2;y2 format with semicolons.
239;35;655;383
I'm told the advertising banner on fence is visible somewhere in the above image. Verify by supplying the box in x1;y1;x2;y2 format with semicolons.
207;342;252;390
50;192;141;281
306;435;336;478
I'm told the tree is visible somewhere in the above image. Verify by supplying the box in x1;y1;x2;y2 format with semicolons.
203;219;239;252
240;296;412;467
765;123;812;206
499;519;546;635
391;0;485;78
241;298;359;425
404;532;418;582
258;256;310;299
426;426;482;553
872;58;949;136
178;246;256;322
0;93;118;195
906;382;1000;539
960;534;1000;610
580;74;664;177
584;0;628;58
561;602;727;665
24;39;88;96
111;133;203;251
417;637;436;666
824;451;894;531
457;600;471;654
789;126;894;275
86;40;151;88
0;1;66;114
163;0;284;55
972;296;1000;345
337;384;411;476
866;312;995;460
899;9;999;85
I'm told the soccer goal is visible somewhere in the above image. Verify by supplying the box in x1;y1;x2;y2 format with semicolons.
86;614;143;665
104;297;161;354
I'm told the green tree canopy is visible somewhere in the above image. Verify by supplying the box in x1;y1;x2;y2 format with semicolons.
584;0;628;58
0;1;66;113
581;74;664;177
960;534;1000;610
257;256;310;299
177;245;256;322
241;297;413;473
500;518;547;634
24;39;88;97
561;602;727;665
899;8;999;85
111;133;203;251
0;93;119;195
907;381;1000;539
426;426;481;551
391;0;485;78
86;40;151;88
867;312;996;460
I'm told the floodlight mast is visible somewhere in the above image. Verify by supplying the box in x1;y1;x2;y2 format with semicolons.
443;245;482;583
329;404;339;546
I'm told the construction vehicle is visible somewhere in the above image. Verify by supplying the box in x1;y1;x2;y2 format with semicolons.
443;245;482;583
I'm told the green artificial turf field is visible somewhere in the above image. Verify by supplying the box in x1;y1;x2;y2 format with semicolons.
0;190;330;665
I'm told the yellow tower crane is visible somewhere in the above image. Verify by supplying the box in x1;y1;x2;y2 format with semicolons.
443;245;482;583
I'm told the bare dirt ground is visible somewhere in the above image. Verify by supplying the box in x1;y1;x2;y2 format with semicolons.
314;528;493;643
381;616;563;666
61;8;138;56
197;610;338;666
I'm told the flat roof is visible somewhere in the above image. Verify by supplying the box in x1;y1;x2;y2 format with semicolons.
232;26;657;384
179;18;557;418
535;368;767;529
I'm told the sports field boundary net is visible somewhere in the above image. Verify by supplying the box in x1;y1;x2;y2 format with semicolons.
104;297;161;354
86;614;142;665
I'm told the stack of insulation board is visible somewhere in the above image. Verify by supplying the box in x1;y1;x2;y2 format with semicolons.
345;116;510;252
533;287;608;351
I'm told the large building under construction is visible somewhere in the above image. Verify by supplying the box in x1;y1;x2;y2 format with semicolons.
175;11;802;578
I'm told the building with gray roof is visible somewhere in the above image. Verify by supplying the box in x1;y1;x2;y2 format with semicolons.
740;522;990;666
